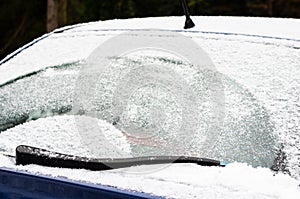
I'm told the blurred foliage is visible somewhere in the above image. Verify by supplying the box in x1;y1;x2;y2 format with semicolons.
67;0;182;24
0;0;46;60
0;0;299;60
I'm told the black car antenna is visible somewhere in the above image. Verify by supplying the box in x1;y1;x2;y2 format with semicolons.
181;0;195;29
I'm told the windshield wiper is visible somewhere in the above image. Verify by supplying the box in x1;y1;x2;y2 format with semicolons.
13;145;226;170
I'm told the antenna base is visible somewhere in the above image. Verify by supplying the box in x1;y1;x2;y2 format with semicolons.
184;17;195;29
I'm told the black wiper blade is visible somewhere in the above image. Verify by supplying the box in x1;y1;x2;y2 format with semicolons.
15;145;226;170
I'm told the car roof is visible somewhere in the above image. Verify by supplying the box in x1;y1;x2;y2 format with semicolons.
1;16;300;86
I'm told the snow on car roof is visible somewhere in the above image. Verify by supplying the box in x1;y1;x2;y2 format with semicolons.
1;16;299;86
0;16;300;198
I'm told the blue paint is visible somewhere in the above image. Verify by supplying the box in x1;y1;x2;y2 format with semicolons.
0;168;162;199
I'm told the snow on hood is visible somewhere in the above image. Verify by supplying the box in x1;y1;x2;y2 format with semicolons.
0;154;300;199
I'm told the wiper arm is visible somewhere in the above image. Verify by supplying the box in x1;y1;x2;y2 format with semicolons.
14;145;226;170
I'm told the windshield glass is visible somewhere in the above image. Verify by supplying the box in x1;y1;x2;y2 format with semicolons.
0;29;299;178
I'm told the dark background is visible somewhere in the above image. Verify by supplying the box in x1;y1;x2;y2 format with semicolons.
1;0;300;60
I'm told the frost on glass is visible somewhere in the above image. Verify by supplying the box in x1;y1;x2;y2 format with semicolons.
0;63;79;132
0;55;277;168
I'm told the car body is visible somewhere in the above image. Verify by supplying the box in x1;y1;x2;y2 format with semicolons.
0;16;300;198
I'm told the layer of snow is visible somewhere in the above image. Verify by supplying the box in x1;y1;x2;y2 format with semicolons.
0;115;131;158
0;52;278;167
0;115;299;198
1;16;300;87
0;155;300;199
1;16;300;198
73;16;300;40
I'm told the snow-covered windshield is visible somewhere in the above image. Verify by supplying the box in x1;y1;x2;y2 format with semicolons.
0;22;299;180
